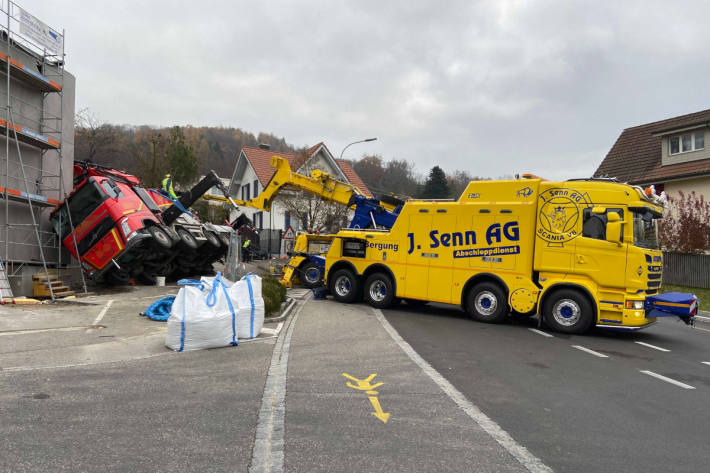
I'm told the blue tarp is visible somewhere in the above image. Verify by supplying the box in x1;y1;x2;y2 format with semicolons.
144;296;176;321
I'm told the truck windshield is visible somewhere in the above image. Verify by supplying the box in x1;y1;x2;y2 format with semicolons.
51;180;106;238
632;211;659;250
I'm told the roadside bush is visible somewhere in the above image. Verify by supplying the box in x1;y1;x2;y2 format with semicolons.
262;274;287;315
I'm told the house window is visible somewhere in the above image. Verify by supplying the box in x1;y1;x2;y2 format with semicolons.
669;131;704;155
254;211;263;230
284;211;291;229
253;180;259;197
241;183;251;200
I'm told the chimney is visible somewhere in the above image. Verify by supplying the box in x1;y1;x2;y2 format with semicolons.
258;143;271;150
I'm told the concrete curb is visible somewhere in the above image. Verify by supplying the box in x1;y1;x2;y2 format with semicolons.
264;298;296;324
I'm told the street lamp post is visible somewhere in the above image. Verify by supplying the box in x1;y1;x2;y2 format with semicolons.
339;137;378;160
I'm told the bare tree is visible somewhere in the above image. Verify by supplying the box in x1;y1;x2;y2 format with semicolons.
74;108;119;163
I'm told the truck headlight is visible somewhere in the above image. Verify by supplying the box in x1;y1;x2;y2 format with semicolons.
120;218;135;240
626;300;644;310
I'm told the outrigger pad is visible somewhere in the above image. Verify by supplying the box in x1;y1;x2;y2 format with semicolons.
646;292;699;325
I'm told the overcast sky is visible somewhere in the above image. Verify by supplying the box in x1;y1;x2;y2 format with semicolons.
26;0;710;180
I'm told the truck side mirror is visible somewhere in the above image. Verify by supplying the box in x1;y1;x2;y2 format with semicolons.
605;212;622;245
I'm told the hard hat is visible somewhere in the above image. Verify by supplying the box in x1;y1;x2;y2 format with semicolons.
165;173;171;178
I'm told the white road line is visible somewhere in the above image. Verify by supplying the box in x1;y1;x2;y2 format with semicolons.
0;326;87;337
640;370;695;390
694;315;710;322
701;362;710;366
572;345;609;358
374;308;553;473
249;296;307;473
528;328;554;338
90;299;114;327
634;341;670;352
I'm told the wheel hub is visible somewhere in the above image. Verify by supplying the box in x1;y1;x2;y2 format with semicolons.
304;268;320;284
552;299;581;326
369;280;387;302
334;275;351;297
475;291;498;316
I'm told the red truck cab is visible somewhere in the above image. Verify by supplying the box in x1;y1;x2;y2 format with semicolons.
50;168;176;284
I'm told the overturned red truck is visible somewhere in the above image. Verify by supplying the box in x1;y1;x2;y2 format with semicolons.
49;162;235;284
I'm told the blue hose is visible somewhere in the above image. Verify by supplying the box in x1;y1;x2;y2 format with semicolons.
144;295;176;321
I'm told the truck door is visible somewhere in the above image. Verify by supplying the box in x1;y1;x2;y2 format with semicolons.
405;212;432;298
574;208;627;288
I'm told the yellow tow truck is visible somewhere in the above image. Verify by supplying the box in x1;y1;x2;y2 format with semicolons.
321;177;698;333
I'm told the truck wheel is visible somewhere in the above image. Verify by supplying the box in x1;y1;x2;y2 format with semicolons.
364;272;395;309
300;261;323;288
217;232;230;248
136;272;157;286
148;226;172;249
177;229;198;250
329;268;360;303
105;268;130;286
465;282;508;323
203;231;221;248
543;289;594;334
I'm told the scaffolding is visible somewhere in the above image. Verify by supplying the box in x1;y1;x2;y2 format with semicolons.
0;1;84;300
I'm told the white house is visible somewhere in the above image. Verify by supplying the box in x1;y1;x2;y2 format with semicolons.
227;142;372;234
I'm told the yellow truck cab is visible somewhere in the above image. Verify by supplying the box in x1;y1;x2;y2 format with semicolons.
323;178;674;334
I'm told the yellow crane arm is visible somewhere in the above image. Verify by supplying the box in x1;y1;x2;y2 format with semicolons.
202;156;362;211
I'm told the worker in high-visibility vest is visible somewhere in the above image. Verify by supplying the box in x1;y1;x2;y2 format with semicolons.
242;238;251;262
161;174;177;198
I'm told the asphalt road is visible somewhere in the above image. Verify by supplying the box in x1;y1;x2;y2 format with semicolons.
383;304;710;473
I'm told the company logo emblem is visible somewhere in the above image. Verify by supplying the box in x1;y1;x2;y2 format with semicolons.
516;187;533;198
536;188;591;246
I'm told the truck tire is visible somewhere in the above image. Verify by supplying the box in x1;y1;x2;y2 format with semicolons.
300;261;323;288
465;282;508;323
364;272;395;309
105;268;130;286
177;229;198;250
329;268;360;303
148;226;172;249
217;232;230;248
136;271;157;286
543;289;594;334
203;231;221;248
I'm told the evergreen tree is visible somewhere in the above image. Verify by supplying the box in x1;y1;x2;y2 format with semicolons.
421;165;449;198
166;126;198;187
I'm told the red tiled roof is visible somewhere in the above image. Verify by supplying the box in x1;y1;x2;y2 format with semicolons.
242;146;296;186
241;144;373;197
336;159;373;197
594;108;710;184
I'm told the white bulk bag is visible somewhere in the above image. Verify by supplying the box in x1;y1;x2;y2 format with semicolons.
228;273;265;340
165;274;238;352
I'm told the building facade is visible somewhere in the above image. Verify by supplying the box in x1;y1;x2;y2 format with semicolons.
0;3;75;296
594;109;710;199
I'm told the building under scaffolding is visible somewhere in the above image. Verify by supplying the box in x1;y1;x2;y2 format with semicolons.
0;1;75;298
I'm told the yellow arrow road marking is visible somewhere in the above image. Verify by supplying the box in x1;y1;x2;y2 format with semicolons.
368;396;390;423
342;372;384;394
